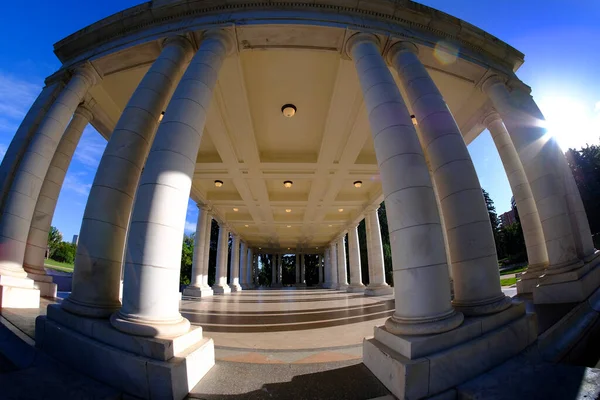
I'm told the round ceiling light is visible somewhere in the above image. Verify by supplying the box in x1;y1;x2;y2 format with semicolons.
233;208;239;212
338;208;344;212
281;104;297;118
287;225;291;228
285;209;292;213
245;224;249;227
354;181;363;188
214;180;223;187
283;181;293;188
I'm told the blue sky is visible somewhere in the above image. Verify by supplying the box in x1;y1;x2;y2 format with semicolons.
1;1;599;240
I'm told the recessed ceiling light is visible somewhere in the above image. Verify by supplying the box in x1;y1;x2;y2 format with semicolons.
410;115;418;126
329;225;332;227
283;181;293;188
353;181;363;188
287;225;291;228
281;104;297;118
288;247;291;250
316;247;319;249
214;180;223;187
338;208;344;212
285;209;292;213
245;224;249;227
259;247;262;250
233;208;239;212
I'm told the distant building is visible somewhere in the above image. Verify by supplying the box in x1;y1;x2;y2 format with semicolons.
72;235;79;245
500;210;517;226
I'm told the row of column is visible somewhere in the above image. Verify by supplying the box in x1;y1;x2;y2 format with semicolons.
184;205;255;298
260;252;324;286
323;206;392;296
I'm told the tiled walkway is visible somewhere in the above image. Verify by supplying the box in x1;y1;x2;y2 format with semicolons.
182;288;395;364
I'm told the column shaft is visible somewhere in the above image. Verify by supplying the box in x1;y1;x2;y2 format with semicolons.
330;243;339;288
317;255;322;285
483;77;585;273
348;34;462;334
230;235;241;291
364;207;392;296
295;253;300;283
0;66;96;278
336;236;348;290
110;32;233;337
212;224;231;294
485;113;549;289
189;205;209;288
64;37;194;318
390;43;509;316
300;254;306;285
23;105;93;277
239;241;247;288
347;225;365;292
201;212;212;288
0;79;64;211
247;248;253;287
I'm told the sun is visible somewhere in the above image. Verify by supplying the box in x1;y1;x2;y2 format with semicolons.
537;96;600;152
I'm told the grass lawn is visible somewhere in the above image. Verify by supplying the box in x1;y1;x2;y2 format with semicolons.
499;265;528;276
44;258;74;273
500;277;517;287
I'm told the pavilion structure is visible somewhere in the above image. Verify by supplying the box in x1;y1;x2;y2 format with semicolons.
0;1;599;399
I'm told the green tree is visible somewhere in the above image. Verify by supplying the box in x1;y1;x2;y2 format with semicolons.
180;234;194;285
47;226;62;258
566;145;600;235
51;242;76;264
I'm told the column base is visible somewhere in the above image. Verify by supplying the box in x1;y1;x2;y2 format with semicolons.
183;286;214;298
322;282;335;289
110;311;191;338
212;284;231;294
0;275;40;308
364;284;393;296
336;283;348;291
363;302;536;399
347;284;366;293
271;283;283;288
452;294;513;316
37;304;214;399
516;264;547;294
534;256;600;304
294;283;306;288
27;272;57;298
230;283;243;292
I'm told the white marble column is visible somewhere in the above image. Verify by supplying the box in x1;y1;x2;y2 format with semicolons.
64;37;194;318
295;253;300;284
0;77;64;210
201;211;213;290
329;242;339;289
278;254;283;286
323;248;331;288
212;224;231;294
336;235;349;290
347;225;365;292
364;207;393;296
484;112;549;292
389;42;510;316
0;65;97;283
184;204;213;297
239;241;247;289
483;76;585;274
229;234;242;292
348;33;462;334
247;248;254;287
300;254;306;286
317;254;323;286
110;32;234;337
22;104;93;297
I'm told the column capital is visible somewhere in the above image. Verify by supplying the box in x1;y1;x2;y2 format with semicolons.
74;103;94;122
385;41;419;65
344;32;381;59
162;34;194;52
506;78;532;95
480;74;506;94
481;110;502;128
202;29;236;56
73;62;101;87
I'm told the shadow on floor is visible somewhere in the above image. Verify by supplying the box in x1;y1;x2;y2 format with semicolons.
189;360;390;400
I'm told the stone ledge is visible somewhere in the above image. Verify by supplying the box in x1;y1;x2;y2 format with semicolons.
183;286;213;298
364;285;393;296
534;258;600;304
363;312;537;399
46;304;203;361
36;316;214;400
347;284;366;293
0;284;40;308
374;301;526;359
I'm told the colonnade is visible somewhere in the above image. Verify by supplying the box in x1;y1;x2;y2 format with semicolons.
0;25;597;398
254;251;325;287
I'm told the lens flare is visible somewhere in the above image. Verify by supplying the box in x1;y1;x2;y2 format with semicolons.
433;41;459;65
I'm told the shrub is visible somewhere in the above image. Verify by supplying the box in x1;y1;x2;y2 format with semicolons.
51;242;77;264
